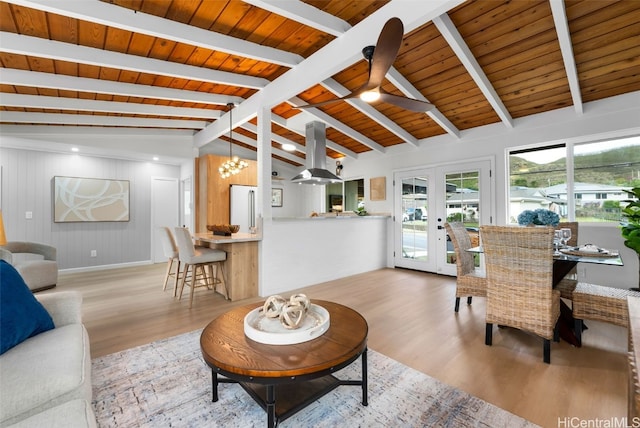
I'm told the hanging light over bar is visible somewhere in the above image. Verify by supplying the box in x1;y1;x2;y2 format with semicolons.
219;103;248;178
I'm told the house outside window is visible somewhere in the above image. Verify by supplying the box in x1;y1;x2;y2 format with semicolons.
508;136;640;223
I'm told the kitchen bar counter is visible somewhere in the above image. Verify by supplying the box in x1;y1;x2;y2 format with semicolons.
194;232;261;301
261;215;389;295
273;213;391;221
194;232;261;243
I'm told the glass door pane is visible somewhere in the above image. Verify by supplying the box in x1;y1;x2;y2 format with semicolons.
401;176;428;261
395;169;436;272
443;171;481;270
435;160;492;276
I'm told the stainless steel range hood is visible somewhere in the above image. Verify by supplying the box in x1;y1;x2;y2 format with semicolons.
291;121;342;185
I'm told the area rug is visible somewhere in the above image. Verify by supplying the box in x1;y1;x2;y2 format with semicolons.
92;329;538;427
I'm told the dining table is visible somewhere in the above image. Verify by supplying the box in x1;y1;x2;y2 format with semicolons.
467;245;623;287
550;250;623;286
467;244;624;346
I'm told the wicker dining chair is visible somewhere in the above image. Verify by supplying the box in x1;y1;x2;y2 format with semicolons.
481;225;561;364
573;282;640;346
445;222;487;312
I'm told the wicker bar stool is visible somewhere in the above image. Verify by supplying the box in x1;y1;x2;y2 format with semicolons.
573;282;640;346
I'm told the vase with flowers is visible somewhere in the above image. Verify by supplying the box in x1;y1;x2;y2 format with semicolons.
517;208;560;227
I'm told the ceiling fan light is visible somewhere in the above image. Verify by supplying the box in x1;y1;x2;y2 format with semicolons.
360;90;380;103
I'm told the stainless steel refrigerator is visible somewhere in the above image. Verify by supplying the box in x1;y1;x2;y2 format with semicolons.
230;184;257;234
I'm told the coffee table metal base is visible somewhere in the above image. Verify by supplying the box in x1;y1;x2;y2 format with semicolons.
210;349;368;428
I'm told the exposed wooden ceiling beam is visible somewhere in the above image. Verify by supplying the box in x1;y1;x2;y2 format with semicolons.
287;97;386;154
241;120;358;160
385;68;461;139
320;78;420;147
4;0;301;67
233;122;305;164
1;125;194;138
549;0;583;115
433;13;514;128
243;0;350;37
1;93;220;119
0;111;207;129
0;32;269;89
222;128;303;164
269;114;359;160
0;69;244;106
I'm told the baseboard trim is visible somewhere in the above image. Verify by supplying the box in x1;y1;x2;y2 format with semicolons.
59;260;154;274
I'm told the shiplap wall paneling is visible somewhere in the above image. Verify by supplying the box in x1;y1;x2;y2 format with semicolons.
0;147;179;270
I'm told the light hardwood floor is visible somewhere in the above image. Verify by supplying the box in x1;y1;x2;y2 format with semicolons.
51;263;627;427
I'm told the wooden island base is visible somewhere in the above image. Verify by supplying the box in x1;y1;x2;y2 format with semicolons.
194;233;259;301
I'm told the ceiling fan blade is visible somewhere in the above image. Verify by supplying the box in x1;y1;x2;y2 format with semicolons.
367;17;404;89
295;92;358;109
378;92;435;112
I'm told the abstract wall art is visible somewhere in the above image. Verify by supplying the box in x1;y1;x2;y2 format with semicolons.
54;176;130;222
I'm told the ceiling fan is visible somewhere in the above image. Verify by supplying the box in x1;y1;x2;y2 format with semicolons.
296;17;434;113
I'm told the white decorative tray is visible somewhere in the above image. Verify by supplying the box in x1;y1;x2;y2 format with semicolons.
244;303;330;345
560;246;618;258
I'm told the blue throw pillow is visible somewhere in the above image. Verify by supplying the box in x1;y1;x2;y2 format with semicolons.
0;260;54;354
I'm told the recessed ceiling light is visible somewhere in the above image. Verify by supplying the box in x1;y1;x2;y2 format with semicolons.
71;147;79;152
282;143;295;152
153;156;159;161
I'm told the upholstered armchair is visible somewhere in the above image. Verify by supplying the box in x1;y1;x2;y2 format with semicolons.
0;241;58;292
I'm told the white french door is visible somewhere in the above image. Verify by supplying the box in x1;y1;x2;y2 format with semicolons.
394;168;437;272
394;159;493;275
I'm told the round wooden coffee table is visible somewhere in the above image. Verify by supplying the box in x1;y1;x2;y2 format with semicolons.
200;299;368;428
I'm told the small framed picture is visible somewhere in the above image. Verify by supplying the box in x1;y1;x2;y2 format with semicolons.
271;188;283;207
370;176;386;201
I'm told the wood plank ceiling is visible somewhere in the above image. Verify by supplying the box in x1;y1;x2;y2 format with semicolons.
1;0;639;167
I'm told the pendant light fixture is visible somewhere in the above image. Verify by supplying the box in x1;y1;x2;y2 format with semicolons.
219;103;248;178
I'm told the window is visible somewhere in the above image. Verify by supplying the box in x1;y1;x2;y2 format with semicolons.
508;136;640;223
325;179;364;213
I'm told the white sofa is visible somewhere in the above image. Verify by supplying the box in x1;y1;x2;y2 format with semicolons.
0;291;96;428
